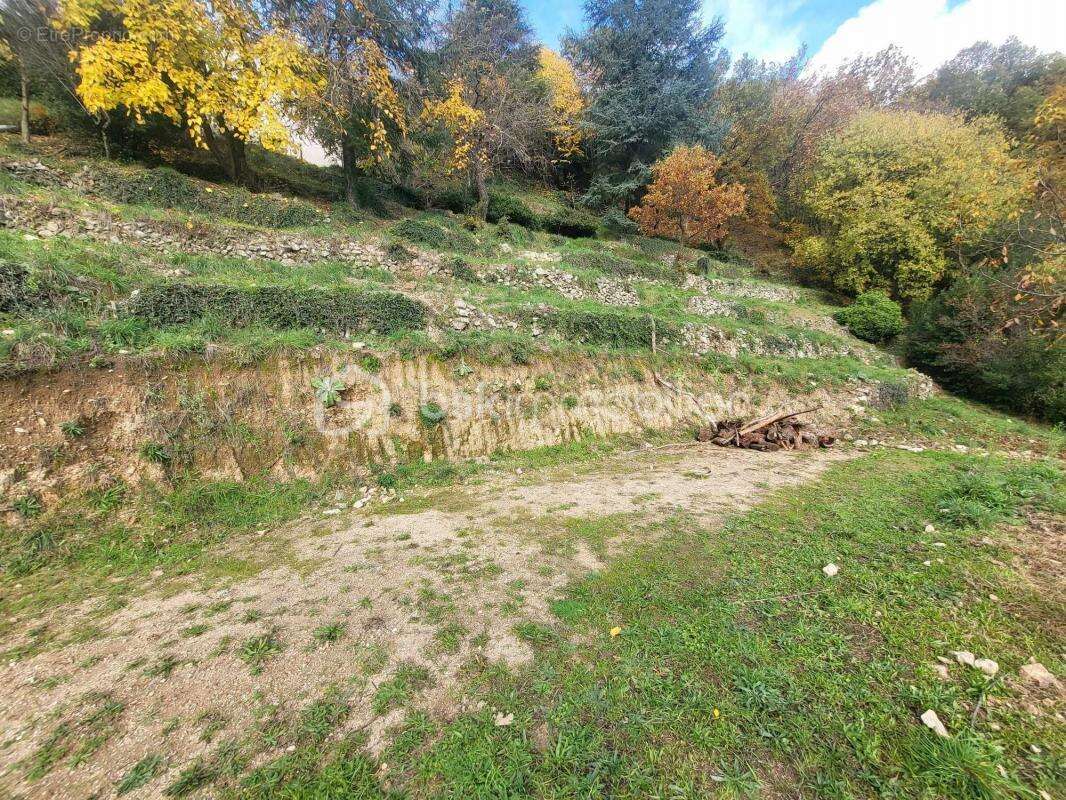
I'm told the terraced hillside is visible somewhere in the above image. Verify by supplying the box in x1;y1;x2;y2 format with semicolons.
0;143;1063;800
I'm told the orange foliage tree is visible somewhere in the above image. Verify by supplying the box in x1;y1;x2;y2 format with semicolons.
628;145;746;265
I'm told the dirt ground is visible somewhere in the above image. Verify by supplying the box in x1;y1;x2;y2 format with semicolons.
0;445;849;799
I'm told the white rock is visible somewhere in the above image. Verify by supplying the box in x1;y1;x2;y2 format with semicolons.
493;712;514;727
974;658;999;677
822;563;839;577
1019;661;1061;690
952;651;976;667
921;709;950;738
323;508;342;516
932;663;951;681
924;524;936;533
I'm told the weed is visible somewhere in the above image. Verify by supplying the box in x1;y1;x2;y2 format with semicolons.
239;633;283;674
60;419;85;438
312;622;346;645
418;401;447;427
311;376;346;407
13;492;42;518
164;759;216;797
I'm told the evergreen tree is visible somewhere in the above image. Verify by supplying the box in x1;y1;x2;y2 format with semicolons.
564;0;726;176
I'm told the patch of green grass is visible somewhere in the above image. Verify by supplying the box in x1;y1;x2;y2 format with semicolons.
116;753;165;795
372;663;433;714
25;692;124;780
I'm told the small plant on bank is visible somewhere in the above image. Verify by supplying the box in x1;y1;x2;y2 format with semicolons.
533;374;554;392
388;402;403;418
13;492;43;518
311;376;346;407
139;441;172;465
419;402;447;427
60;419;85;438
562;395;579;410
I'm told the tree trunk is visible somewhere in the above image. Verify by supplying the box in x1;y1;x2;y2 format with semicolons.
471;158;488;220
341;136;358;205
97;113;112;159
202;123;255;188
225;132;253;189
19;63;30;145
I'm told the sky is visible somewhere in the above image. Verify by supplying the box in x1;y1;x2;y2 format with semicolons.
524;0;1066;77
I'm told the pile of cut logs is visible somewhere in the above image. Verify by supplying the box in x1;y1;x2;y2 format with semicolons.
698;407;835;452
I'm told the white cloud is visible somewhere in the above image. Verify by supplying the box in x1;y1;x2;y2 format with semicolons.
705;1;805;63
810;0;1066;77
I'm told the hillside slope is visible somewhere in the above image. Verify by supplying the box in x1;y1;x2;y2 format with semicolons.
0;142;1062;800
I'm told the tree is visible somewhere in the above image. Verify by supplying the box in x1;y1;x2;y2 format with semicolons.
60;0;322;186
627;144;745;267
715;46;916;221
797;110;1032;302
564;0;727;175
1;0;122;153
421;0;544;216
536;47;584;164
269;0;430;203
921;38;1065;136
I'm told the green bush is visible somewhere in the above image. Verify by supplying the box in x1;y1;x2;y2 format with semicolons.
833;291;903;342
486;193;539;229
542;209;599;238
128;282;428;335
600;207;639;236
93;166;323;228
431;187;475;214
548;308;679;349
0;260;29;312
390;217;478;252
906;273;1065;422
568;250;674;282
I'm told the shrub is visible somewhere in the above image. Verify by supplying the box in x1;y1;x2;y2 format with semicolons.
391;218;446;249
906;273;1065;422
548;308;679;349
600;207;639;236
0;260;29;312
128;282;428;335
833;292;904;342
541;208;599;238
390;217;477;252
431;186;475;214
93;166;323;229
569;250;674;282
486;193;540;229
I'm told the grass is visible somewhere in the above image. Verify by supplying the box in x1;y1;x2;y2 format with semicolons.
116;753;165;795
236;450;1062;799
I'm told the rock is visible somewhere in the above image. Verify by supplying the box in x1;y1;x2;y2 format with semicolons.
822;563;840;577
920;709;950;738
1020;661;1062;690
974;658;999;677
493;712;514;727
932;663;951;681
952;650;976;667
924;523;936;533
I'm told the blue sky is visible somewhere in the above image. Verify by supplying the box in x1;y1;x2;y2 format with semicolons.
522;0;1066;76
523;1;865;61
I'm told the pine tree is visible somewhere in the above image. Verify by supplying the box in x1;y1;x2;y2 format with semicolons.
564;0;726;175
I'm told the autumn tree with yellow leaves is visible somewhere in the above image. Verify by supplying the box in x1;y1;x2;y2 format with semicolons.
422;0;545;217
628;144;746;268
536;47;584;163
60;0;321;186
268;0;428;203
